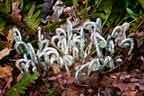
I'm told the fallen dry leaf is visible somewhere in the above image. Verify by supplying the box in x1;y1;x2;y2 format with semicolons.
51;64;61;74
2;77;13;95
0;48;12;60
10;0;22;23
0;65;13;79
7;29;14;48
16;73;23;81
122;90;137;96
63;84;80;96
129;31;144;38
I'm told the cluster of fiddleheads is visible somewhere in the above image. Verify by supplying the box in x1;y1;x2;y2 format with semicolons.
12;18;134;83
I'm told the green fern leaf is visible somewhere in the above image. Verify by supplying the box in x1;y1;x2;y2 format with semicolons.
24;3;41;31
0;0;11;14
9;72;39;96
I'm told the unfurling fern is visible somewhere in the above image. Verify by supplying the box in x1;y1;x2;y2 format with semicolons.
9;72;39;96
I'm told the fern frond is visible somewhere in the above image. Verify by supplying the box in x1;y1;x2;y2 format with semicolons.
9;72;39;96
0;0;11;14
0;18;6;31
24;4;41;31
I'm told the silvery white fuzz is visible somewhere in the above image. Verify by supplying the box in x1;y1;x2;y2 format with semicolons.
12;18;134;83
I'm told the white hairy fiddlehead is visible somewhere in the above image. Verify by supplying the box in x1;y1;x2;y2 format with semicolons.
75;20;133;83
12;27;22;42
95;18;102;33
16;54;37;73
75;63;89;83
27;43;38;64
119;38;134;55
13;28;37;73
12;18;133;80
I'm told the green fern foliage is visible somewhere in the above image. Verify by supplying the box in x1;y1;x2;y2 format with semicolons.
0;18;6;31
9;72;39;96
47;89;57;96
0;0;11;14
24;4;41;31
0;0;11;32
